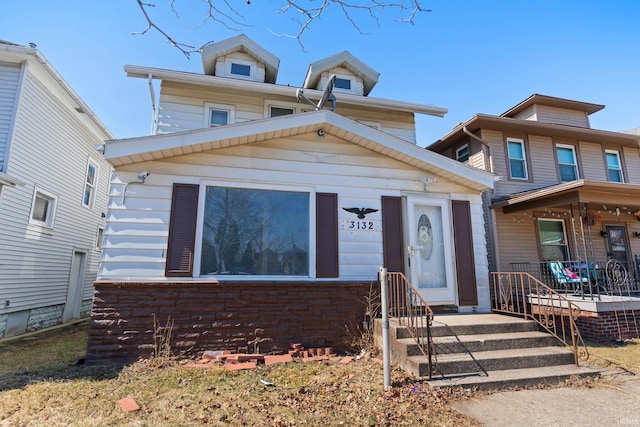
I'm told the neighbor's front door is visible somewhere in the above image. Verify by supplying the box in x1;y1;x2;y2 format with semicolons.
605;225;630;267
405;196;455;304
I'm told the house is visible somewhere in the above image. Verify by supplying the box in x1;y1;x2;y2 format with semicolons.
429;94;640;340
0;41;113;338
87;35;494;363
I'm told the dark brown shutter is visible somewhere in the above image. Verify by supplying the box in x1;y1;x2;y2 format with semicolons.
382;196;404;273
452;200;478;306
165;183;199;277
316;193;339;278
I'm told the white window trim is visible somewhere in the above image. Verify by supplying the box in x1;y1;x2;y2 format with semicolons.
224;58;256;80
95;225;104;251
455;144;469;163
506;137;528;180
538;218;570;260
203;102;236;128
556;143;580;181
82;158;99;209
264;100;313;118
332;74;357;94
29;187;58;229
605;149;624;183
193;179;317;280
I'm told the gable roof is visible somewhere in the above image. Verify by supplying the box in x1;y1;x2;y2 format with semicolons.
302;51;379;95
103;110;492;192
201;34;280;83
501;94;605;118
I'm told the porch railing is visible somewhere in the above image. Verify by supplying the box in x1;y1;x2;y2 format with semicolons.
491;271;589;365
386;271;436;378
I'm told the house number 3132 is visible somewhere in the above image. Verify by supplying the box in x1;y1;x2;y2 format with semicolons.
348;220;374;230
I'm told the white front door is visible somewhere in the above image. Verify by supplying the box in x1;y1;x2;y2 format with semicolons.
406;196;455;304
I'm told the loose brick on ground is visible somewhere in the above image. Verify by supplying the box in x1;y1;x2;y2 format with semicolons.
264;354;293;365
301;355;330;363
224;361;257;371
118;397;140;412
339;356;354;365
371;357;384;365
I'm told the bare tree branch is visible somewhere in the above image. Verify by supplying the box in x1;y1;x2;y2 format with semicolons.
133;0;429;57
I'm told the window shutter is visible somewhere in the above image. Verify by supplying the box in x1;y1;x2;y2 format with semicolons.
452;200;478;306
316;193;339;278
165;184;199;277
382;196;404;273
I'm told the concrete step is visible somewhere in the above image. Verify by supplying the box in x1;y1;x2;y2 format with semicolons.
392;314;540;339
399;331;560;357
408;346;576;377
427;364;602;390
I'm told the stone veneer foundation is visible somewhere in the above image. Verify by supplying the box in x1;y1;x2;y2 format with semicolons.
87;280;373;364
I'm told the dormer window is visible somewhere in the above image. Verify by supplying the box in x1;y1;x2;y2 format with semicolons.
230;62;251;77
456;144;469;163
334;77;351;90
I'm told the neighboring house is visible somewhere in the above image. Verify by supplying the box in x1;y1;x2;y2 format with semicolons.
0;41;113;338
430;94;640;340
87;35;494;362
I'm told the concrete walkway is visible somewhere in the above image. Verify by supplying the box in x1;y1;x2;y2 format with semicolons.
452;368;640;426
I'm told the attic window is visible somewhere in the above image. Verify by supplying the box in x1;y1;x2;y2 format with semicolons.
231;63;251;77
334;78;351;90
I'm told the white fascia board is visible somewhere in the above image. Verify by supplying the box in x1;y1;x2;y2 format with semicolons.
124;65;447;117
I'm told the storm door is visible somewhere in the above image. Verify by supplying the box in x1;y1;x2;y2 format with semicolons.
405;196;455;304
605;225;630;267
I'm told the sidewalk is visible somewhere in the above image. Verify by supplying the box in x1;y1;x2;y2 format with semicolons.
452;367;640;426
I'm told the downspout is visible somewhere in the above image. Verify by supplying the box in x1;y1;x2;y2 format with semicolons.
462;126;500;271
462;126;494;176
148;73;157;135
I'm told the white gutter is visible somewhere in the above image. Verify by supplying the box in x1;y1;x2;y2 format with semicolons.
0;43;114;140
148;73;156;135
124;64;448;117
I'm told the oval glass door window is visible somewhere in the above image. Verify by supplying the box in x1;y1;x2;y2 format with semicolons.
417;213;433;260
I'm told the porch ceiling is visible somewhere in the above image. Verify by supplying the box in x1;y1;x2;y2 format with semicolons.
493;180;640;214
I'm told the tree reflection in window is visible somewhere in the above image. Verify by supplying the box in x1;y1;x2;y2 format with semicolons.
200;187;309;275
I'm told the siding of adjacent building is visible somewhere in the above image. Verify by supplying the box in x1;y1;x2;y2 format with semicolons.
0;60;111;335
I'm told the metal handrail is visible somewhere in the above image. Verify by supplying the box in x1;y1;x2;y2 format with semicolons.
491;271;589;365
386;271;436;378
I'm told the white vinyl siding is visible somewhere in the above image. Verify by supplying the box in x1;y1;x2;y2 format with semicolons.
99;134;482;280
0;66;111;313
0;62;22;172
156;81;419;143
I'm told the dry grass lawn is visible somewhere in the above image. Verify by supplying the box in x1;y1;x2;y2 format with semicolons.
0;321;478;426
586;338;640;375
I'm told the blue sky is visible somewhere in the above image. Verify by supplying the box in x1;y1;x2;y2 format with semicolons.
3;1;639;145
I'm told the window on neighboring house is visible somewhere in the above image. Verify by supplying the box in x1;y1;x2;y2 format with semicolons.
96;226;104;250
556;144;579;181
30;188;57;228
83;160;98;208
456;144;469;163
507;138;528;179
230;62;251;77
538;219;569;261
200;186;310;276
605;149;624;183
204;103;235;128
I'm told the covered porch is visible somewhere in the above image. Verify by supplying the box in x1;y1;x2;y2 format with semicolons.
490;180;640;340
